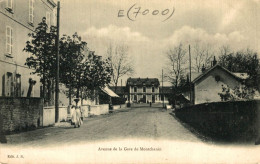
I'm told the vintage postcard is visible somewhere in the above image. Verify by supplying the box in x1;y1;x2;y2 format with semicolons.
0;0;260;163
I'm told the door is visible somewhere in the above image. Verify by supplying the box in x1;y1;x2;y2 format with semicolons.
152;95;155;103
143;95;146;103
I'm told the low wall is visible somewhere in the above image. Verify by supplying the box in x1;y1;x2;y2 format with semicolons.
113;104;127;111
43;106;68;126
89;104;109;116
0;97;43;133
43;106;55;126
175;100;260;140
59;106;67;122
81;105;90;118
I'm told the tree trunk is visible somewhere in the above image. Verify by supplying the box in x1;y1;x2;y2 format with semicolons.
69;71;72;105
69;84;72;105
42;75;46;105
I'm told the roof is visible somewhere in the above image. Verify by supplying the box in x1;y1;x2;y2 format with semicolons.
192;64;248;84
101;86;119;97
233;73;249;80
127;78;160;86
47;0;57;7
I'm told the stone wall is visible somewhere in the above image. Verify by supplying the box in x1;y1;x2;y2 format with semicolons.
0;97;43;133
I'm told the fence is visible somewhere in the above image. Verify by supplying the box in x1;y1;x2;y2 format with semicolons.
175;100;260;140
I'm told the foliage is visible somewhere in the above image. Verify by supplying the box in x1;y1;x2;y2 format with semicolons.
218;48;259;88
59;34;112;103
218;84;256;101
59;33;86;102
23;17;57;103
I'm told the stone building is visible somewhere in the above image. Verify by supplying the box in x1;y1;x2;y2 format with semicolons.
126;78;160;103
0;0;56;98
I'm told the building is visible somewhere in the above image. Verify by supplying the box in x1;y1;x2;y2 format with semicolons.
110;86;128;99
126;78;160;103
188;64;249;104
0;0;56;98
159;86;173;103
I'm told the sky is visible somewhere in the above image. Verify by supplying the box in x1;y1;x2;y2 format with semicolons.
59;0;260;85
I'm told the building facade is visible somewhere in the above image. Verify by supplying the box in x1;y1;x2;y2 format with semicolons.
0;0;56;98
126;78;160;103
188;64;249;104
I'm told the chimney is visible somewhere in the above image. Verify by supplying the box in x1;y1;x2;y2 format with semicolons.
213;56;217;66
201;64;206;72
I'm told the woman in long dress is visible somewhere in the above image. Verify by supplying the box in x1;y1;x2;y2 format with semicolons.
72;106;83;128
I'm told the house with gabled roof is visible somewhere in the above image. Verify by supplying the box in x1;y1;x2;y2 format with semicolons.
188;62;249;104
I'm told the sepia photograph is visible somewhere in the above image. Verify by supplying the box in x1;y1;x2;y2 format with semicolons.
0;0;260;163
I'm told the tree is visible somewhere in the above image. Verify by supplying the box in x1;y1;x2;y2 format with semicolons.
218;48;259;88
106;43;134;90
165;43;187;88
59;35;112;105
193;43;213;72
23;17;57;104
59;33;86;105
82;51;112;103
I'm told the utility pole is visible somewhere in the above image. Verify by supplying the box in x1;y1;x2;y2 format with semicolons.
162;69;164;108
189;45;192;103
55;1;60;123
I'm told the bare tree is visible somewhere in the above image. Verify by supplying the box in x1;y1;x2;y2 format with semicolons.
106;43;134;89
193;43;213;73
166;43;187;88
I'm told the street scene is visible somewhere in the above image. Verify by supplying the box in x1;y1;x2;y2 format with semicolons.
1;0;260;163
5;104;201;146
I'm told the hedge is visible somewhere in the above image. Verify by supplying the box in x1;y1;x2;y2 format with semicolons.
175;100;260;141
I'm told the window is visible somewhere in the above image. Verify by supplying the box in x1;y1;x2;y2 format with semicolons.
143;87;146;93
46;12;51;27
6;26;13;55
152;87;155;92
6;72;13;97
15;74;21;97
29;0;34;24
6;0;13;11
134;87;137;93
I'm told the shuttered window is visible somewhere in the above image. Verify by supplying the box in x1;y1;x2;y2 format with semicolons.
29;0;34;23
6;26;13;55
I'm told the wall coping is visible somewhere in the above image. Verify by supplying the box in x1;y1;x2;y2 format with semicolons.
0;97;42;100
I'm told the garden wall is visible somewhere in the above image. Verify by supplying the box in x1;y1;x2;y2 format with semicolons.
43;106;69;126
175;100;260;140
113;104;127;111
89;104;109;116
0;97;43;133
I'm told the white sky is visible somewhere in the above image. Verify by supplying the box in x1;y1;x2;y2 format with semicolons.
59;0;260;85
